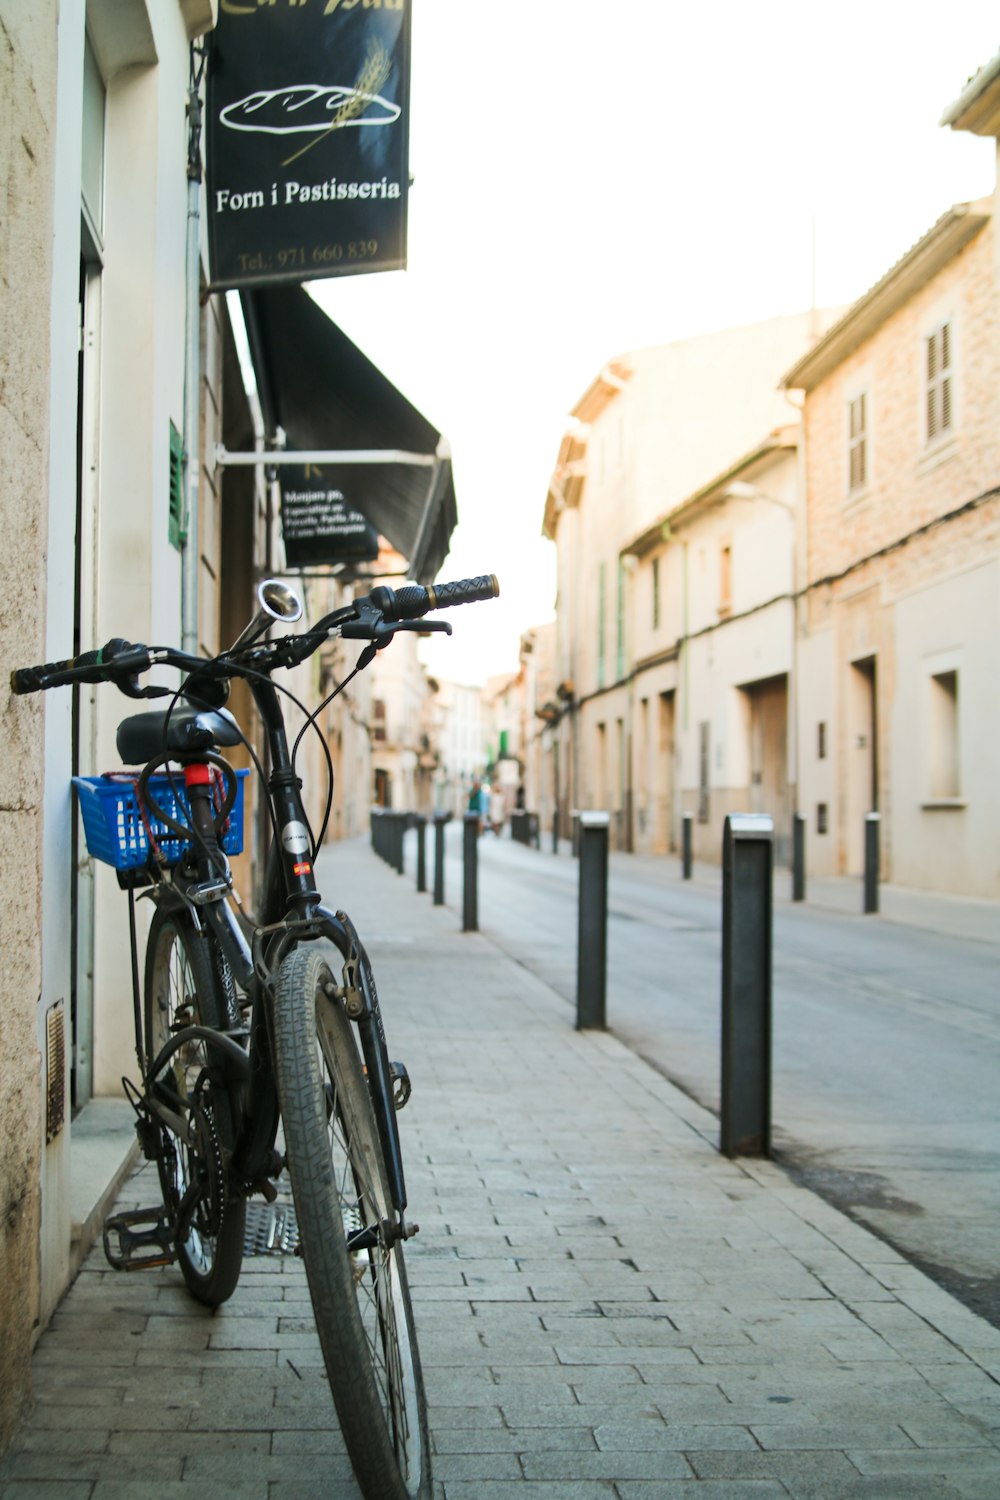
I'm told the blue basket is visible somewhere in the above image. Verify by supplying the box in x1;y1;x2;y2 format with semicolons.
72;769;249;871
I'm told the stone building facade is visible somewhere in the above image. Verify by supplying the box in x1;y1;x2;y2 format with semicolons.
784;199;1000;894
543;313;834;856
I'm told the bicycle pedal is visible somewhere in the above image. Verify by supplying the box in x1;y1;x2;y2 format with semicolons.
103;1209;175;1272
390;1060;412;1111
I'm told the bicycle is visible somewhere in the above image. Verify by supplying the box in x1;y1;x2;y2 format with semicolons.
11;571;499;1500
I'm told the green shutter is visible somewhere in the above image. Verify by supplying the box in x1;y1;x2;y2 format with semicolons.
168;421;184;551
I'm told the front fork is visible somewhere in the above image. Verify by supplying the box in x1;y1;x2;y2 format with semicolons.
328;907;409;1221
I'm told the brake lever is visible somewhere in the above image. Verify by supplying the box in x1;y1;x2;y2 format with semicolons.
341;618;453;644
118;678;171;700
394;620;453;636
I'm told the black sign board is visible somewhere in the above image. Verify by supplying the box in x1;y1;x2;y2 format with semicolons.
205;1;410;290
280;472;380;569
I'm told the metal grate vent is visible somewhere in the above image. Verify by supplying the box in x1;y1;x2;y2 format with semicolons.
244;1200;300;1256
46;1001;66;1142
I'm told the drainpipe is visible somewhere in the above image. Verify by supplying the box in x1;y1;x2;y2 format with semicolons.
181;52;205;655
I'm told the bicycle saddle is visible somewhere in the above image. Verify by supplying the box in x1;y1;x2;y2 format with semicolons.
116;707;243;764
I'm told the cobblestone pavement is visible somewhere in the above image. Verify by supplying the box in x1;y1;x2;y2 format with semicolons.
3;839;999;1498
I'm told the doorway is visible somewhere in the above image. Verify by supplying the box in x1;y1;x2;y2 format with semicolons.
846;655;878;874
744;674;790;864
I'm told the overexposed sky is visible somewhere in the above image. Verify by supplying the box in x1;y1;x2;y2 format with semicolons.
311;2;998;685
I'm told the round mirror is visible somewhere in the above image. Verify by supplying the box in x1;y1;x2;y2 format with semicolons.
258;578;303;624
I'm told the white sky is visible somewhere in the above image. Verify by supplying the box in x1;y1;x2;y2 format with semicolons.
310;1;999;686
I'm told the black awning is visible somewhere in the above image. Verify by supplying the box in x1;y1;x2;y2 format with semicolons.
240;284;456;583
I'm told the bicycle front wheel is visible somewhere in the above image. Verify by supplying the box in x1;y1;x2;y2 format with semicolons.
272;948;430;1500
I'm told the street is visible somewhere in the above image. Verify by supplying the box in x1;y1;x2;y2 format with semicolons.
431;824;1000;1327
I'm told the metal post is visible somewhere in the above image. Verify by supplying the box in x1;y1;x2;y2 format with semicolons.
576;812;609;1030
181;76;203;656
391;812;405;875
682;810;693;879
462;812;479;932
720;813;773;1158
433;812;450;906
415;815;427;893
864;812;880;914
792;812;806;902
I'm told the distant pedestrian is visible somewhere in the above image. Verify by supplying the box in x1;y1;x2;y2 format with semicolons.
468;779;485;835
489;782;506;837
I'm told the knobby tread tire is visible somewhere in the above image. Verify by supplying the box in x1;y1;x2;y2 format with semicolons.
144;906;246;1306
272;947;430;1500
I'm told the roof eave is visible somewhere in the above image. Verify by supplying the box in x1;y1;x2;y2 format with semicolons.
941;52;1000;135
620;428;798;557
781;202;991;392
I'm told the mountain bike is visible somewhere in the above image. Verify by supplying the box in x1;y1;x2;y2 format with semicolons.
11;571;499;1500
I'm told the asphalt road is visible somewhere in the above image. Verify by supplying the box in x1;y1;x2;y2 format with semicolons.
431;825;1000;1327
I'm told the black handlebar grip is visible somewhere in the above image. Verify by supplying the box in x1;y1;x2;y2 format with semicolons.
10;638;136;695
11;648;102;695
389;575;499;622
429;575;500;611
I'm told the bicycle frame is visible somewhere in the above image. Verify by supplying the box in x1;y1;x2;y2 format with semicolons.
141;669;409;1224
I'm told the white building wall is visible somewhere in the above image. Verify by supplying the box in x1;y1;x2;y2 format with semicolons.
892;557;1000;893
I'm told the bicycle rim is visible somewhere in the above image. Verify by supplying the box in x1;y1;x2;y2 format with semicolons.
273;948;429;1500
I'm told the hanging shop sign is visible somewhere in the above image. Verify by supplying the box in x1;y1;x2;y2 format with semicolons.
280;469;380;569
205;1;410;290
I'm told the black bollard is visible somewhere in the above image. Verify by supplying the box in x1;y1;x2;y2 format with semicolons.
462;812;479;932
792;812;806;902
720;813;773;1158
864;812;880;914
415;815;427;893
432;812;450;906
576;812;609;1030
681;810;693;880
392;812;405;875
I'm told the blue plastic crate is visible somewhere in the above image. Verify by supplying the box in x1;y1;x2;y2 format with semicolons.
72;769;249;870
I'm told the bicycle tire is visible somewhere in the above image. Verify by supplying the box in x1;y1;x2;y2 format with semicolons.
272;947;430;1500
144;906;246;1307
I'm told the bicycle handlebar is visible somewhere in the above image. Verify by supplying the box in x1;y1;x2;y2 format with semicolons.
10;574;500;695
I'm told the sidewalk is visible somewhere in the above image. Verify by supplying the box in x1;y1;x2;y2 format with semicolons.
612;847;1000;948
3;838;1000;1498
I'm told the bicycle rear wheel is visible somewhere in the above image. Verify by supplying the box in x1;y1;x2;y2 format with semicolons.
272;947;430;1500
144;907;246;1307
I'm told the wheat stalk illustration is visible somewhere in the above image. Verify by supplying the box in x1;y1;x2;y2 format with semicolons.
282;42;392;167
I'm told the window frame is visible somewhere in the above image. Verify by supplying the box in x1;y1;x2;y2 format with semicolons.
924;318;955;448
846;388;868;495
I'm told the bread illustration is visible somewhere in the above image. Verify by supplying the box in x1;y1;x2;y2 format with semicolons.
220;84;400;136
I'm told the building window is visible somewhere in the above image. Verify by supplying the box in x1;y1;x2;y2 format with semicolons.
926;321;953;443
651;556;660;631
817;722;827;760
847;391;867;491
817;803;828;835
719;542;732;616
928;670;959;798
616;560;625;679
698;721;710;823
597;561;606;689
373;698;387;743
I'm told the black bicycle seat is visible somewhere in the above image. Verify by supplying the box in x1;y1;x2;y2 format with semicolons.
116;707;243;764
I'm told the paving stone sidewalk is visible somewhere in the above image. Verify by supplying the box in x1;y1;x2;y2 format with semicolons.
3;839;1000;1498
